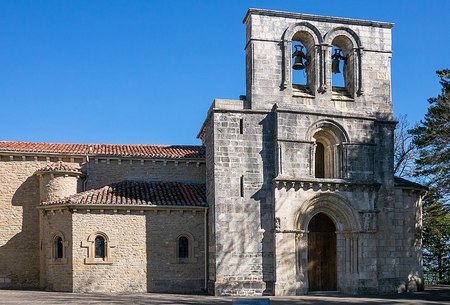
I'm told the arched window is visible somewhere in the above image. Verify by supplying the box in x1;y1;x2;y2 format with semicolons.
314;131;339;179
315;142;325;178
309;121;349;179
178;236;189;259
95;235;106;259
82;232;115;264
331;45;346;88
324;27;364;97
291;31;315;95
55;236;64;259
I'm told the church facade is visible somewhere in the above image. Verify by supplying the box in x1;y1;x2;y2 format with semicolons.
0;9;426;295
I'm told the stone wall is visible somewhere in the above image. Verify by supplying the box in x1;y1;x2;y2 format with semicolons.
202;102;275;295
146;209;206;293
39;174;82;203
0;158;46;288
0;154;206;290
71;211;147;293
41;210;73;291
85;157;205;189
40;206;207;293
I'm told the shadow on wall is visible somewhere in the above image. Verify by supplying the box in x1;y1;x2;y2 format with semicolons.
0;176;40;288
211;111;276;295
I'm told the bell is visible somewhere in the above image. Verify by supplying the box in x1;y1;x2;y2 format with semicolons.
293;55;306;70
292;45;306;70
332;57;341;74
331;48;345;74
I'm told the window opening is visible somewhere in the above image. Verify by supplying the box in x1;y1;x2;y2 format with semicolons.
178;236;189;259
315;142;325;178
95;236;106;259
240;175;244;197
292;42;308;86
331;46;346;88
239;118;244;134
55;236;63;259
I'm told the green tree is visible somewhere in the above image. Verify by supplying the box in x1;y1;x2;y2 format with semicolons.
410;69;450;203
422;194;450;283
410;69;450;283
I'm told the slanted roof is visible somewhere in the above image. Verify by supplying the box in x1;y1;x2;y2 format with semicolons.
36;161;82;173
394;176;428;191
41;180;207;207
0;141;205;159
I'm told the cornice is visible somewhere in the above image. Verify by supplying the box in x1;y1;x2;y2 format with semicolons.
243;8;394;29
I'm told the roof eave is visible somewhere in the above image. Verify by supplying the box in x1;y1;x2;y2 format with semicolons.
38;203;208;210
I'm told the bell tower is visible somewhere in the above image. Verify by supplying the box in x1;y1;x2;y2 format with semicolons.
200;9;424;296
244;9;394;116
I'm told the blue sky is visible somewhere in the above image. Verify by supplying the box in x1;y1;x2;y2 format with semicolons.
0;0;448;145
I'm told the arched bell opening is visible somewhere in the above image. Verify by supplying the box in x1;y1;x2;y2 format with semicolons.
291;31;315;95
331;35;354;97
307;213;337;291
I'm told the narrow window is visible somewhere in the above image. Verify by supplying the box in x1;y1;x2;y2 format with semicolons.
291;42;308;86
239;118;244;134
178;236;189;259
331;46;346;88
315;142;325;178
55;236;63;259
240;175;244;197
95;236;106;259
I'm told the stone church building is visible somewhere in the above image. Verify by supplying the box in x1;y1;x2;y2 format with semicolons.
0;9;426;295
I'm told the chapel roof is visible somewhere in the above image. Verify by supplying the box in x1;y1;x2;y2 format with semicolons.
41;180;207;207
36;161;82;173
394;176;428;191
0;141;205;159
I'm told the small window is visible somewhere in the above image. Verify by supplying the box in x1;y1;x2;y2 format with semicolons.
315;142;325;178
55;236;64;259
178;236;189;259
95;236;106;259
82;232;115;264
331;46;346;88
240;175;244;197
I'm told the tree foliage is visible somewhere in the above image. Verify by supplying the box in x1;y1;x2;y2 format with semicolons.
409;69;450;283
410;69;450;203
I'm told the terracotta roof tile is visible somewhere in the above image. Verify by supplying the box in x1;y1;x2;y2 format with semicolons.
0;141;205;159
42;180;207;207
36;161;82;173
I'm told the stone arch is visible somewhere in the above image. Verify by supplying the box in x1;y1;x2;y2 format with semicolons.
324;27;364;96
283;22;323;45
296;193;361;232
282;22;324;92
307;120;349;178
323;27;362;49
306;119;350;143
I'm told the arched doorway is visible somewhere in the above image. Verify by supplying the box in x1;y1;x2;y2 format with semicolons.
307;213;337;291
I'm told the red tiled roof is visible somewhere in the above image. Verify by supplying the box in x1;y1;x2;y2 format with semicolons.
0;141;205;159
37;161;82;173
42;180;207;207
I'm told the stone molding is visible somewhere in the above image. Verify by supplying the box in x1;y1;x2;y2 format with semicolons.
273;177;381;192
243;9;394;29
